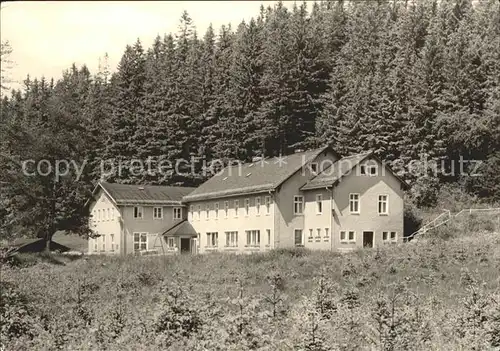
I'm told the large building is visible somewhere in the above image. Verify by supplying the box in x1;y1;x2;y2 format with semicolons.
87;146;408;255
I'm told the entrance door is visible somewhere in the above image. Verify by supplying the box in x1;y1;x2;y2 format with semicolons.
180;238;191;253
363;231;374;248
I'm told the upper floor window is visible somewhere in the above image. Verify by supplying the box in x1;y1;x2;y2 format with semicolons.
245;198;250;216
197;205;201;220
153;207;163;219
265;196;272;215
207;232;218;247
224;201;229;218
360;164;377;176
98;209;101;221
206;204;210;219
310;162;318;174
294;195;304;215
189;205;193;219
215;202;219;219
234;200;239;217
316;228;321;237
256;197;261;215
316;194;323;214
134;206;143;219
173;207;182;220
349;193;360;214
325;228;329;237
378;195;388;215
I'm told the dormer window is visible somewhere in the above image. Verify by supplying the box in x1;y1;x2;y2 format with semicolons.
310;162;318;174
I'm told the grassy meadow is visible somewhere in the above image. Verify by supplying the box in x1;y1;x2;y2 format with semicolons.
2;223;500;350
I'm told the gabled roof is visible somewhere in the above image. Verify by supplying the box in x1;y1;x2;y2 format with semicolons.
301;151;409;191
94;182;196;206
162;220;197;237
183;146;336;202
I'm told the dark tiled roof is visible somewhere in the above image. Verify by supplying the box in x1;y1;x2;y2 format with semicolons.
100;182;196;205
162;220;197;237
183;146;331;202
300;152;372;191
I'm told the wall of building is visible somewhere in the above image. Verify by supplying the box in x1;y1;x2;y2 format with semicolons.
331;158;404;251
302;188;333;250
188;192;276;254
121;205;187;255
88;190;121;255
274;149;339;249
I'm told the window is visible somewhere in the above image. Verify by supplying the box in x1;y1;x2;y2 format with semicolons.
133;206;143;219
110;234;115;251
101;234;106;251
360;165;366;175
206;204;210;219
293;195;304;215
207;232;218;247
103;209;107;221
167;237;175;248
267;229;271;245
215;203;219;219
383;231;397;243
98;209;101;221
197;205;201;220
310;162;318;174
246;230;260;246
340;231;356;243
294;229;304;246
225;231;238;247
245;198;250;216
367;165;378;176
93;238;98;252
153;207;163;219
378;195;388;215
133;232;148;251
234;200;239;217
224;201;229;218
309;229;313;238
325;228;329;237
316;228;321;237
189;205;193;220
107;208;111;220
265;196;272;214
173;207;182;220
316;194;323;214
256;197;261;215
349;193;360;214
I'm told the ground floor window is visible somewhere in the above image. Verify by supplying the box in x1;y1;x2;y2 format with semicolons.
382;231;397;243
207;232;218;247
246;230;260;246
167;237;175;248
225;231;238;247
133;232;148;251
340;230;356;244
294;229;304;246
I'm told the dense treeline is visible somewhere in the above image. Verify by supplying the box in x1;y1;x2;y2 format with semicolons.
1;1;499;241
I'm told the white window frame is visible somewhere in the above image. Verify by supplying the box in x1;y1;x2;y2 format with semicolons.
293;195;304;215
382;231;398;243
294;229;304;246
316;194;323;214
224;201;229;218
245;230;260;246
206;232;218;247
173;207;182;220
367;165;378;176
245;198;250;216
214;202;219;219
133;232;148;251
234;200;239;218
340;230;356;244
265;196;272;215
153;207;163;219
225;231;238;247
349;193;360;214
133;206;144;219
378;195;389;215
167;237;175;248
255;197;261;215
